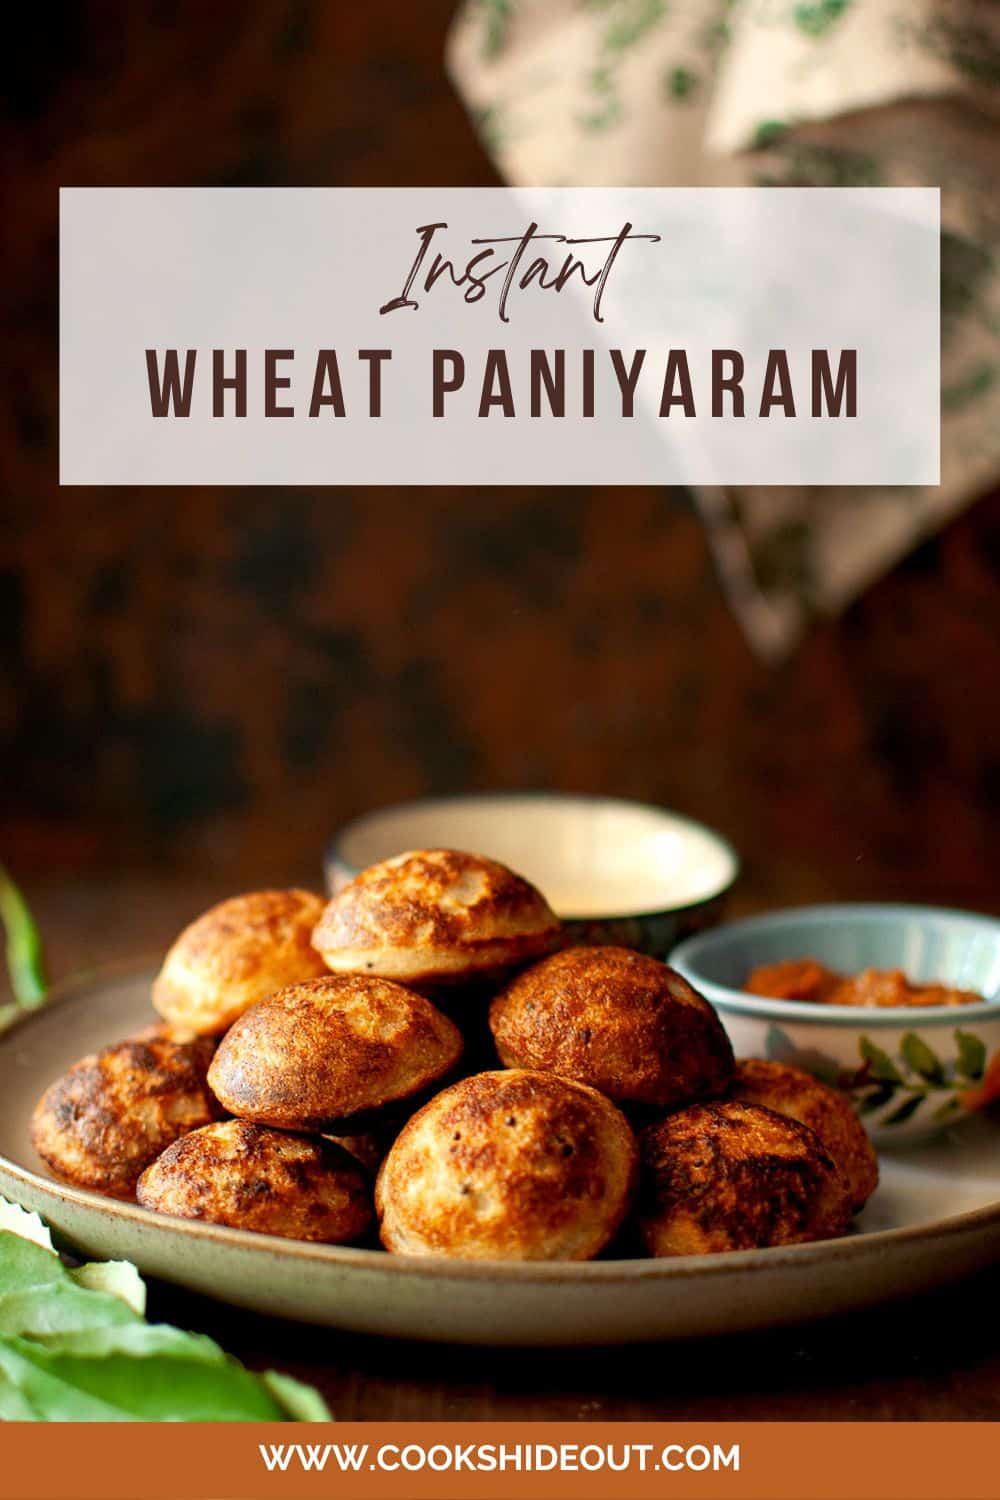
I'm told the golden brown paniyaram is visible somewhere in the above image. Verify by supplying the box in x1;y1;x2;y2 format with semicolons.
639;1100;853;1257
152;889;329;1036
728;1057;879;1212
31;1029;221;1199
375;1069;638;1261
137;1120;373;1243
313;849;560;987
489;946;735;1109
207;973;463;1130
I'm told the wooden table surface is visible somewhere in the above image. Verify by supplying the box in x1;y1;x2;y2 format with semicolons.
8;874;1000;1422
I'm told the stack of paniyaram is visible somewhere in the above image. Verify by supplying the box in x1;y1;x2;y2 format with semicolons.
32;851;876;1260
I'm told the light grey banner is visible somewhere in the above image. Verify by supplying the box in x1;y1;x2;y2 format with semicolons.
60;187;939;486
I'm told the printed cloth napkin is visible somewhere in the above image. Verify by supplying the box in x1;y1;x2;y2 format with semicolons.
447;0;1000;657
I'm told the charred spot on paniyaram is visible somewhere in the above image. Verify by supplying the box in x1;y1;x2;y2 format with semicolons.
152;889;330;1036
489;946;734;1109
727;1058;879;1213
31;1030;223;1199
312;849;561;988
137;1120;374;1243
638;1100;853;1258
375;1069;638;1261
207;973;464;1131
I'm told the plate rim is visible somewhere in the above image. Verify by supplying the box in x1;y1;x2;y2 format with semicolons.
4;960;1000;1285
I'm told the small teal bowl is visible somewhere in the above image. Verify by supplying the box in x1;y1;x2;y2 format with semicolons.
672;904;1000;1145
326;792;739;959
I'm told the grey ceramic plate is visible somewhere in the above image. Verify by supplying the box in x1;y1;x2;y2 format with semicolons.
3;965;1000;1347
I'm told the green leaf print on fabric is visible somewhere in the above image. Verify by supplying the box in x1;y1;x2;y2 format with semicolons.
910;14;1000;87
941;231;995;326
753;142;881;188
665;64;698;100
446;0;1000;658
469;0;515;60
589;0;669;54
793;0;851;39
753;120;787;148
579;0;670;133
472;102;510;152
942;362;998;412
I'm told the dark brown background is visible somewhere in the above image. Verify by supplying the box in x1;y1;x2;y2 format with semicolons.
2;0;999;920
3;0;1000;1427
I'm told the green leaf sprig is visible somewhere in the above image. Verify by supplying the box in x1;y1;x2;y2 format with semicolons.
0;1200;330;1422
0;862;49;1025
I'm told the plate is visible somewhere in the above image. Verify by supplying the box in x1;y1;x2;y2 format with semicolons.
3;965;1000;1347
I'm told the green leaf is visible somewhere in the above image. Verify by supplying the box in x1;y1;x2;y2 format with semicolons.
900;1032;945;1085
954;1030;987;1082
0;1214;331;1422
0;1326;289;1422
0;1200;55;1253
0;1235;137;1341
859;1036;903;1083
0;862;48;1009
70;1261;146;1317
261;1370;334;1422
794;0;850;37
0;1332;308;1422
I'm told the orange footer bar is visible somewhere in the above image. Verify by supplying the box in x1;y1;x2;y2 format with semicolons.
1;1421;995;1500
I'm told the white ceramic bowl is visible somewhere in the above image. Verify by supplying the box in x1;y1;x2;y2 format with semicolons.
326;792;739;958
672;904;1000;1145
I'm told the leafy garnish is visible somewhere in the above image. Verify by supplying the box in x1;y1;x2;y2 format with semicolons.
0;1202;330;1422
0;862;49;1015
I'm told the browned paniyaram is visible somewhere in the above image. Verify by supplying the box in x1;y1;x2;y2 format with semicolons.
153;889;329;1035
137;1120;373;1243
639;1099;853;1257
489;945;734;1109
31;1028;222;1198
207;973;463;1130
728;1057;879;1213
312;849;560;988
375;1069;638;1261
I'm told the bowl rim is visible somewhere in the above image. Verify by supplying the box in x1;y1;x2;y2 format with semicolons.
324;790;741;919
671;902;1000;1027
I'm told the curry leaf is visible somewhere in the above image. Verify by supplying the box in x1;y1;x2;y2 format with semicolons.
70;1260;146;1316
0;1219;330;1422
0;863;48;1009
0;1199;55;1252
